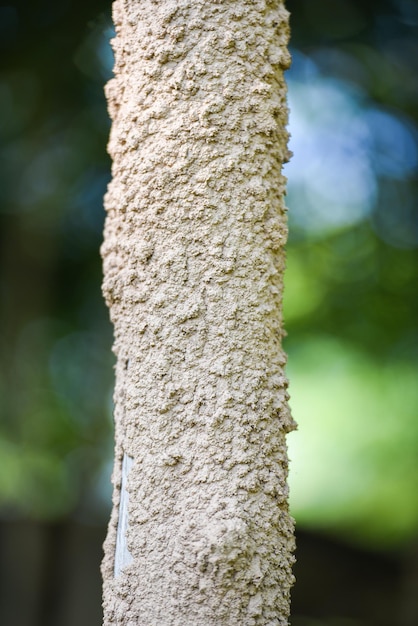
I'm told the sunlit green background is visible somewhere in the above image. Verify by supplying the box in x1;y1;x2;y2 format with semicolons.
284;3;418;551
0;0;417;624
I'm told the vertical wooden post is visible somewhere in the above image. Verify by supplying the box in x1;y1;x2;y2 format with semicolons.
101;1;296;623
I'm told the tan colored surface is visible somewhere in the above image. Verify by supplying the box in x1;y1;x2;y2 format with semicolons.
101;0;296;623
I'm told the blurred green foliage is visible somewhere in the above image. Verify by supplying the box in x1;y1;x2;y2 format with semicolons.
0;0;417;551
0;0;114;521
285;0;418;549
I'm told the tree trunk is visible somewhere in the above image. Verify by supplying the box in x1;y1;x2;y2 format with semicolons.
101;0;296;624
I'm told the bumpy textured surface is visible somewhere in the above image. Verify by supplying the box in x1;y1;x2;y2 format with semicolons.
101;0;296;624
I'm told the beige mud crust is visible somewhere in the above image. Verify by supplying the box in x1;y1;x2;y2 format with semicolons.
101;0;296;624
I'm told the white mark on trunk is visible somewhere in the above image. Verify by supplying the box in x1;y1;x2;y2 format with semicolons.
114;453;134;577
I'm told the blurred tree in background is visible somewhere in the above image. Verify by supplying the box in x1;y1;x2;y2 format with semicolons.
0;0;113;522
0;0;417;625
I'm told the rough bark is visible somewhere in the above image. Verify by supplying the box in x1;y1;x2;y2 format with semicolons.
101;0;296;624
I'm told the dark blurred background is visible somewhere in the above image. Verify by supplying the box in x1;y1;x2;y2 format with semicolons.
0;0;417;624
